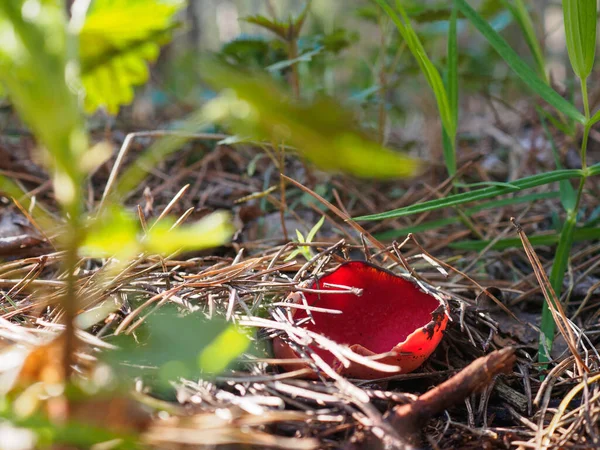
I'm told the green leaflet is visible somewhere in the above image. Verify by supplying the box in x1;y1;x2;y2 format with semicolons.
199;59;421;179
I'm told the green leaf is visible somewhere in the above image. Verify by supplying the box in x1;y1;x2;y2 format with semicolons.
200;59;420;179
198;325;251;374
105;307;252;386
455;0;585;124
0;409;139;450
243;1;312;41
374;0;455;140
0;0;87;212
145;211;234;255
81;206;140;259
306;215;325;242
589;107;600;127
82;207;233;259
355;167;588;221
79;0;184;114
447;4;459;128
562;0;597;80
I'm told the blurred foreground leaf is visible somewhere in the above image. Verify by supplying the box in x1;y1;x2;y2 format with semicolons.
82;207;234;260
200;59;420;179
145;211;234;255
105;307;251;387
79;0;184;114
0;0;87;211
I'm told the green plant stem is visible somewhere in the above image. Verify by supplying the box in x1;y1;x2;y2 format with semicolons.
580;80;591;170
377;11;388;144
288;37;300;98
62;220;83;379
539;102;591;362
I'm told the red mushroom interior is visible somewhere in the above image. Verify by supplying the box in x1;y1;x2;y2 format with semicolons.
295;261;441;366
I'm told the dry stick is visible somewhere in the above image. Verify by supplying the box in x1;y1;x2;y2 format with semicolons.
511;218;588;375
541;374;600;449
386;348;516;444
149;184;189;230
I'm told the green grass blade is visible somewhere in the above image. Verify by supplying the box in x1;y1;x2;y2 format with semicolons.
441;3;459;176
455;0;585;124
441;129;456;177
539;114;577;211
355;168;588;221
448;4;459;126
374;191;560;240
502;0;548;83
373;0;455;140
449;226;600;251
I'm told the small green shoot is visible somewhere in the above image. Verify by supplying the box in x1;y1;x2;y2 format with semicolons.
285;215;325;261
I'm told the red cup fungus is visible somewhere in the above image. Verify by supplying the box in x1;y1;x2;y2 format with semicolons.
273;261;449;379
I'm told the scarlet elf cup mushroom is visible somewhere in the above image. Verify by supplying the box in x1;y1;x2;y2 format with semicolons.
274;261;449;379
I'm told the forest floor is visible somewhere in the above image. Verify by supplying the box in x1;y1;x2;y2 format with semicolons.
1;97;600;449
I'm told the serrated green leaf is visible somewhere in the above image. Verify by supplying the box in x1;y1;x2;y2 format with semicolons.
562;0;597;80
79;0;184;114
455;0;585;124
